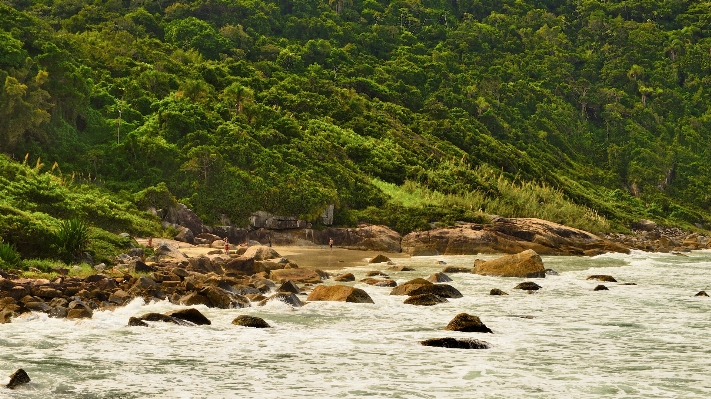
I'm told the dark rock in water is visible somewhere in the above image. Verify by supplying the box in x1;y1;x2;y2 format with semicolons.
620;282;637;286
445;313;492;333
232;315;271;328
490;288;508;296
514;281;542;291
167;308;211;325
441;266;470;273
390;278;462;298
66;308;93;319
369;254;391;263
365;270;389;277
259;292;303;307
472;250;546;278
277;280;301;294
334;273;355;282
426;272;452;283
128;317;148;327
587;275;617;282
593;285;609;291
421;337;490;349
6;368;31;389
132;313;192;326
403;294;447;306
360;278;397;287
306;285;374;303
387;266;415;271
545;268;559;276
695;291;709;297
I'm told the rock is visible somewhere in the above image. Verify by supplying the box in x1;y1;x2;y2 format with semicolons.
334;273;355;282
587;275;617;282
387;265;415;271
66;308;93;319
187;255;223;275
472;249;545;278
369;254;391;263
174;225;195;244
403;293;447;306
426;272;452;283
200;286;250;309
514;281;542;291
6;369;31;389
360;278;397;287
223;257;255;275
445;313;493;333
633;219;657;231
402;218;629;256
94;263;107;271
306;285;374;303
242;246;281;261
134;313;192;326
259;292;303;307
277;280;301;294
174;203;207;236
490;288;508;295
167;308;211;325
365;270;389;277
129;260;154;274
594;285;609;291
232;315;271;328
25;302;51;313
545;268;559;276
270;268;323;284
154;242;188;260
179;292;211;307
435;260;447;265
390;279;462;298
195;232;222;245
441;266;470;273
319;224;402;252
128;317;148;327
694;291;708;297
420;338;490;349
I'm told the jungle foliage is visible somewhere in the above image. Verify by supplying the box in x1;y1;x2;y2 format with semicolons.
2;0;711;262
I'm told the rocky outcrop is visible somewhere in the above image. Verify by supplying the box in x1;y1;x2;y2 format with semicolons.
593;285;609;291
587;275;617;282
426;272;452;283
389;278;462;298
270;268;324;284
334;273;355;282
242;246;281;261
490;288;508;295
402;218;630;256
369;254;391;263
420;338;490;349
445;313;492;333
129;309;211;326
306;285;374;303
472;249;545;278
318;224;402;252
695;291;709;297
514;281;542;291
167;308;211;325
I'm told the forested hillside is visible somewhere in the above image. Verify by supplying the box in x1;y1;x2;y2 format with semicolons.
2;0;711;235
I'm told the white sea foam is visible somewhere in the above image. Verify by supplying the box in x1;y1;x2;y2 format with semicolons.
2;251;711;398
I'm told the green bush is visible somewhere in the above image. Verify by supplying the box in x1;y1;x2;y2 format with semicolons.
0;240;21;269
55;218;90;264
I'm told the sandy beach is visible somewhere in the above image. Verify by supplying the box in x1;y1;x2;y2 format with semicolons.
135;237;410;271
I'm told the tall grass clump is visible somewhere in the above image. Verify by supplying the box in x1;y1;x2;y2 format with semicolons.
56;218;90;264
0;240;21;270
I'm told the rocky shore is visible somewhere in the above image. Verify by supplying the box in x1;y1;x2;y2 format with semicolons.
1;216;708;325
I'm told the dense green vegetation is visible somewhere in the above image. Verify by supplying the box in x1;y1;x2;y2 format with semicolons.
2;0;711;265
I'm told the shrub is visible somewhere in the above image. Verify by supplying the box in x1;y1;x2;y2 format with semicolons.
0;240;21;269
56;218;90;264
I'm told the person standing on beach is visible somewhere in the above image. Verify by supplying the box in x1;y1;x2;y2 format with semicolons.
329;237;334;249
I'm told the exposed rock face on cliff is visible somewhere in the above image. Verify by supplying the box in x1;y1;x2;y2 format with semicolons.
402;218;629;256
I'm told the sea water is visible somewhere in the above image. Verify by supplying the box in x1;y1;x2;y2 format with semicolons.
2;250;710;398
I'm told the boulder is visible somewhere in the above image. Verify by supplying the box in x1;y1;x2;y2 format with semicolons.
360;278;397;287
387;266;415;272
6;369;31;389
187;255;223;275
154;242;188;260
490;288;508;296
66;308;93;319
633;219;657;231
594;285;609;291
259;292;303;307
174;226;195;244
232;315;271;328
129;260;154;274
365;270;389;277
472;249;545;278
270;268;323;284
545;268;559;276
514;281;542;291
127;317;148;327
174;203;207;236
445;313;492;333
195;233;222;245
277;280;301;294
223;257;255;276
334;273;355;282
242;246;281;261
167;308;211;325
306;285;374;303
426;273;452;283
178;292;211;307
390;279;462;298
132;312;193;326
369;254;391;263
200;286;250;309
389;278;432;295
587;275;617;282
403;294;447;306
695;291;709;297
420;338;490;349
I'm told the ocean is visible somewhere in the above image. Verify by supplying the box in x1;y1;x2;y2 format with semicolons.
2;250;710;398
